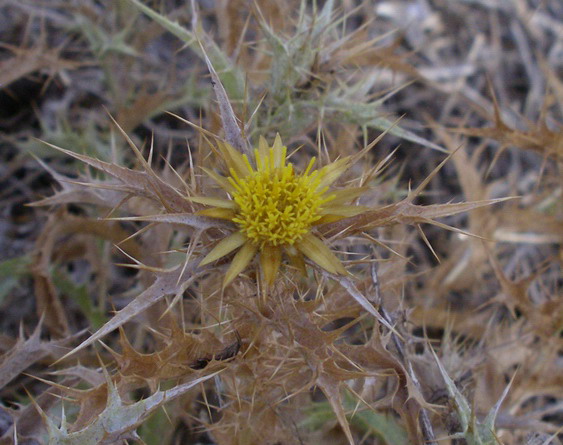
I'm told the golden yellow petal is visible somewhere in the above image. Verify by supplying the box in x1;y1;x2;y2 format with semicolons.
317;157;352;189
223;241;258;288
272;133;283;151
200;231;246;266
217;140;252;177
258;135;269;165
272;133;286;168
313;205;369;225
326;187;368;205
197;208;236;220
188;196;236;208
313;214;347;225
285;245;307;275
201;167;235;193
260;244;282;286
296;233;347;275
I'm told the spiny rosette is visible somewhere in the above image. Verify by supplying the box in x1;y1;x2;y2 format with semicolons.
192;134;366;288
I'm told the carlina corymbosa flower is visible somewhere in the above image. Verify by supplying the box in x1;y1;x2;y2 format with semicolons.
191;134;367;288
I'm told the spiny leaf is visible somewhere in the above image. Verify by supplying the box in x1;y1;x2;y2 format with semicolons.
0;320;83;390
0;41;84;89
452;103;563;160
326;100;447;153
108;213;233;231
125;0;244;99
316;375;355;445
430;346;470;433
37;140;193;213
332;275;399;335
319;198;515;239
29;156;127;209
44;370;221;445
56;263;203;362
197;39;251;155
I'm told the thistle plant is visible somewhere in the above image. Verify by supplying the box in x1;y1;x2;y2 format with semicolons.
1;1;561;445
29;72;509;444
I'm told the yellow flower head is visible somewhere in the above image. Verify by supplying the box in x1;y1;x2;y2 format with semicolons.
231;146;328;247
193;135;365;288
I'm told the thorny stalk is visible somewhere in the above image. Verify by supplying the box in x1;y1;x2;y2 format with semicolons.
370;253;437;445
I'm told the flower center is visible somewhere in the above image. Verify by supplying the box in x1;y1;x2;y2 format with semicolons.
230;162;327;247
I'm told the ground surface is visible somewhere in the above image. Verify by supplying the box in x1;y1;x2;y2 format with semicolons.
0;1;561;444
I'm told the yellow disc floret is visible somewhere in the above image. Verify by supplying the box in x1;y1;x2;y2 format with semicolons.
228;148;331;248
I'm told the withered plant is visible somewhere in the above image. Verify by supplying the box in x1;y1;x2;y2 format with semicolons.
0;1;561;445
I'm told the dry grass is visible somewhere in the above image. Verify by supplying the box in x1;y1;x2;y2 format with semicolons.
0;1;561;444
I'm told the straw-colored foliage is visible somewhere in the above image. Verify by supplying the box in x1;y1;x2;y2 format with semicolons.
0;1;560;445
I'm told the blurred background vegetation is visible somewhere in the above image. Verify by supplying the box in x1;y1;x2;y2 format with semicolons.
0;1;561;444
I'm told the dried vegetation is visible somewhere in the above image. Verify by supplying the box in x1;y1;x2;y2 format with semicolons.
0;1;561;444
